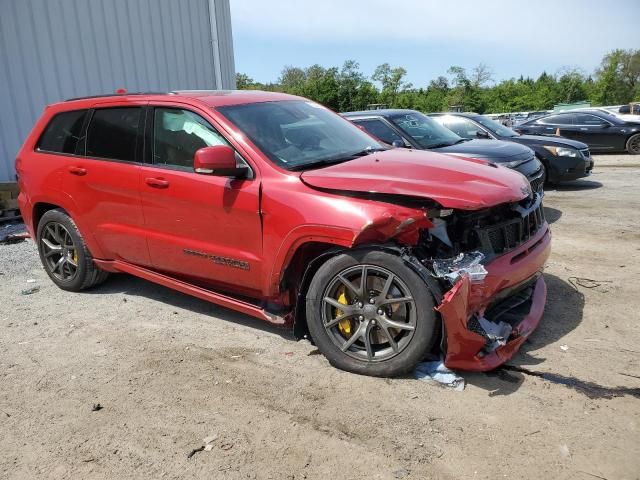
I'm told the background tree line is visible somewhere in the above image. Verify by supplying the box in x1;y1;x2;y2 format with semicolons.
236;49;640;114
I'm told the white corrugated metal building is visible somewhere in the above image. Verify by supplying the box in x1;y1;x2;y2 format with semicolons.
0;0;236;182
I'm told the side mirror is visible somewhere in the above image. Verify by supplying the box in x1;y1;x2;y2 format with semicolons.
194;145;248;178
475;130;490;139
391;139;406;148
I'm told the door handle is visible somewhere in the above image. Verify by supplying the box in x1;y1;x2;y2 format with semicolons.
68;166;87;176
145;177;170;188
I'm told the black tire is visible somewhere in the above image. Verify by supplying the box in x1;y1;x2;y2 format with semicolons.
37;209;109;291
306;249;438;377
626;133;640;155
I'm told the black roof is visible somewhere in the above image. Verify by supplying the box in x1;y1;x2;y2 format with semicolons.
428;112;480;118
341;109;422;118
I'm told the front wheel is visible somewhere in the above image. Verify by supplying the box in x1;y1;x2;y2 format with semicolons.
306;250;438;377
626;134;640;154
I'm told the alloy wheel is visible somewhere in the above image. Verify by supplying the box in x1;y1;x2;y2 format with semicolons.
40;222;79;281
321;265;417;362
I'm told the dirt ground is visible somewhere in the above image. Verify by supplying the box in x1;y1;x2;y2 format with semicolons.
1;154;639;480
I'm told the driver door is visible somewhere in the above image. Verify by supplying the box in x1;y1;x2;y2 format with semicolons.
138;105;263;295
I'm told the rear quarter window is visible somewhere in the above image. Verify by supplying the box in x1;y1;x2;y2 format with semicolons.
37;109;88;154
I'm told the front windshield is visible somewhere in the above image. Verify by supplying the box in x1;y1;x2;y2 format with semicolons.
475;115;519;137
389;111;462;149
217;100;383;170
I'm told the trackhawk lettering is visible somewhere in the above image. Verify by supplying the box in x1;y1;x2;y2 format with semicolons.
183;249;250;270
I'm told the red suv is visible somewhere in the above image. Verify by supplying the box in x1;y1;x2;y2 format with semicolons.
16;91;551;376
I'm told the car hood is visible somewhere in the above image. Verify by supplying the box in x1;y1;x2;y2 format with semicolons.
431;139;533;162
299;149;530;210
509;134;588;149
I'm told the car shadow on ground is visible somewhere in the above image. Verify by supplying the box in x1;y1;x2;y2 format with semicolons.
466;273;585;396
545;179;603;191
543;206;562;224
85;272;296;340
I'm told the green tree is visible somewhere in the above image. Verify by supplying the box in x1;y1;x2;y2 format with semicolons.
372;63;412;106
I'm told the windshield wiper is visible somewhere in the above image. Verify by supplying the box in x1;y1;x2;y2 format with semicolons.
288;146;386;171
428;138;470;148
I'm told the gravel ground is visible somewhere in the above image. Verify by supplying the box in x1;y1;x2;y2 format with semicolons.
1;154;639;480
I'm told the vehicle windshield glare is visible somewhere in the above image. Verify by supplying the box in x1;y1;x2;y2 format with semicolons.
217;100;384;170
475;115;520;137
389;112;462;148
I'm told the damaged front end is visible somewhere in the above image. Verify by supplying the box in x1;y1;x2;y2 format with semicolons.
411;192;551;371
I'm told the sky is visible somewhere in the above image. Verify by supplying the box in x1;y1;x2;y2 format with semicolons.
230;0;640;87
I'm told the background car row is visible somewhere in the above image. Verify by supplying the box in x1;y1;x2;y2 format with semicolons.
343;104;640;188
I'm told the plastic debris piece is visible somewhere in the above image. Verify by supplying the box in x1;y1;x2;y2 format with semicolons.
187;446;204;459
204;444;213;452
414;359;465;391
0;232;30;245
21;286;40;295
432;251;488;284
478;316;512;346
203;434;218;444
560;344;569;351
26;279;36;283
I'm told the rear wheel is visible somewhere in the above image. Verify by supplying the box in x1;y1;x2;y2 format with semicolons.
37;209;109;291
306;250;438;377
626;134;640;154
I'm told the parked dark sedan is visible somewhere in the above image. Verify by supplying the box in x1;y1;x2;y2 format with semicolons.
342;109;545;194
430;112;593;184
514;109;640;154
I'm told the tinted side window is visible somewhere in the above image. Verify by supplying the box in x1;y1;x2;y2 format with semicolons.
86;108;141;162
574;114;607;126
539;114;574;125
153;108;229;168
37;110;88;154
353;119;403;145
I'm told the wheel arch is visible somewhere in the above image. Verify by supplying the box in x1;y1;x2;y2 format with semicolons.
31;200;106;259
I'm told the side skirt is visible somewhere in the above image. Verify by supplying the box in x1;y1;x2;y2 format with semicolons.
93;259;288;326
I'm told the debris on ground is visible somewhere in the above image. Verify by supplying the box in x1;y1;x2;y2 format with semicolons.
568;277;613;290
393;467;410;479
220;442;233;451
187;446;205;459
203;434;219;444
204;444;213;452
21;286;40;295
0;232;30;245
414;359;465;391
560;344;569;351
91;403;103;411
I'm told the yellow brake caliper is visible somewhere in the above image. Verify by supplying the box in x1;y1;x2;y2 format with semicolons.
335;287;352;337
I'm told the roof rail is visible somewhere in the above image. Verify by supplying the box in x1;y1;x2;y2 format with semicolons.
64;92;170;102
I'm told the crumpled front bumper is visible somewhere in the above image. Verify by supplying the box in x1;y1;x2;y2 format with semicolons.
435;222;551;371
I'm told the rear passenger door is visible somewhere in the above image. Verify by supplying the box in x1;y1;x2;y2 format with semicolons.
571;113;619;150
62;102;151;266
